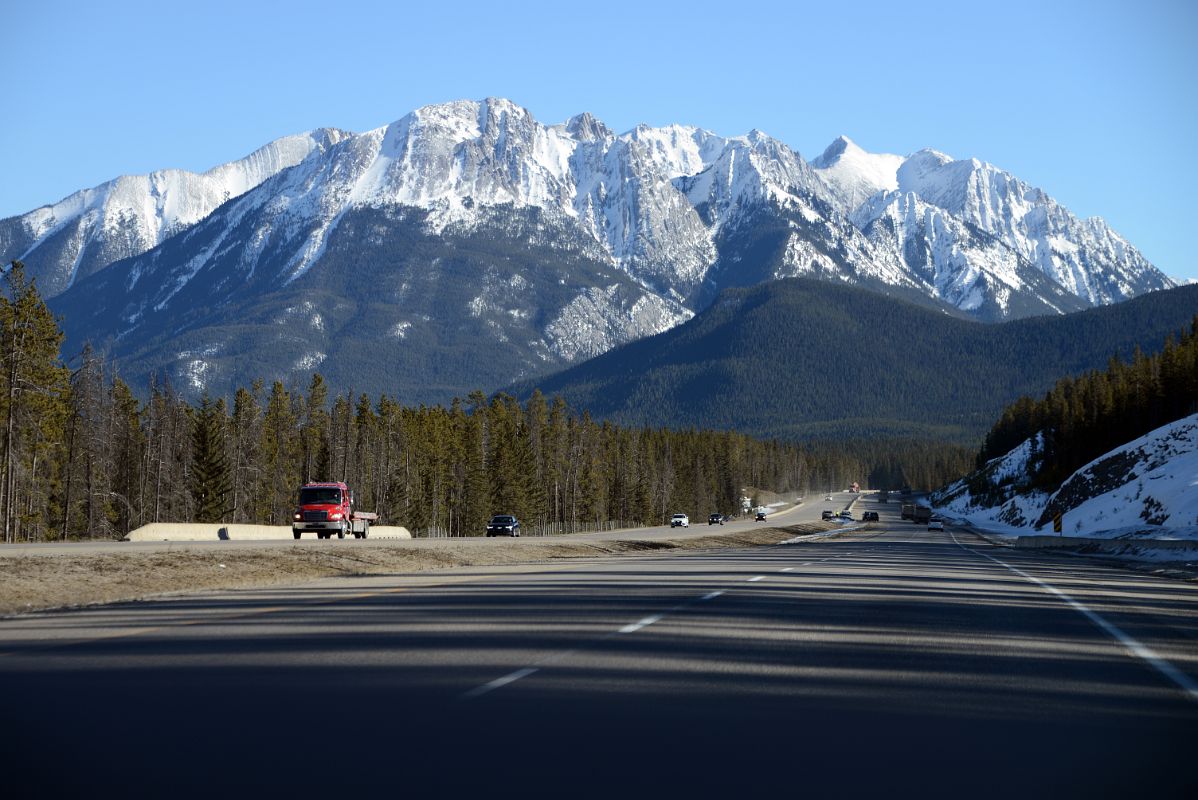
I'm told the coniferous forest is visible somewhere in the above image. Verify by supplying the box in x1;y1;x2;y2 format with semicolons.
0;261;972;542
977;317;1198;488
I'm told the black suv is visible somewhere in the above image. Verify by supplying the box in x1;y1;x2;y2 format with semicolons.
821;510;835;520
862;511;880;522
708;514;724;525
486;515;520;537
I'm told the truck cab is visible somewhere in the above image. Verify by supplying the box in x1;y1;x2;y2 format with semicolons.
292;482;372;540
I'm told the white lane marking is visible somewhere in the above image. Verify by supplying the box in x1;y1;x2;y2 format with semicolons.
747;576;766;583
781;567;794;572
466;585;730;700
801;562;812;566
460;667;539;700
619;614;664;634
951;531;1198;704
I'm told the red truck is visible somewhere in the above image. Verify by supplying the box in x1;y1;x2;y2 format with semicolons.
292;481;378;540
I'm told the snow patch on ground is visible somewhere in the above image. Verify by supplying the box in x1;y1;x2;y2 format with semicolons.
934;415;1198;547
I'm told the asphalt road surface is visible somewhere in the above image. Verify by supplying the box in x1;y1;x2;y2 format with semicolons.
2;494;1195;798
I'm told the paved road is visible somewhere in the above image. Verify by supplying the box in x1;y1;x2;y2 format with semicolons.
2;493;1195;797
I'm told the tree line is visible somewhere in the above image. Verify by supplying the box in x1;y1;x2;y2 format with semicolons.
977;315;1198;488
1;260;974;542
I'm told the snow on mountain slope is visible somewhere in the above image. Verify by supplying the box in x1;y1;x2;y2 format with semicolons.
935;414;1198;538
10;98;1175;326
810;136;904;212
853;190;1088;319
0;129;349;296
896;149;1173;305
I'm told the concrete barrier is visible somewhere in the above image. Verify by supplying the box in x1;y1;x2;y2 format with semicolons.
126;523;411;541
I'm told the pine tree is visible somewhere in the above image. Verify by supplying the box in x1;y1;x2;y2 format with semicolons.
191;394;231;522
0;261;70;542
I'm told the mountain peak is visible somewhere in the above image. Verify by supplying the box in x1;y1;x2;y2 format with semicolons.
564;112;612;141
811;135;860;168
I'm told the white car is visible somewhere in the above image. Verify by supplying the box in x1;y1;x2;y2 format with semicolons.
670;513;689;528
928;517;944;531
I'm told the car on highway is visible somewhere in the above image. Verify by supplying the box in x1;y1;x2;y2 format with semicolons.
670;513;689;528
708;513;724;525
837;510;853;521
755;510;767;521
927;516;944;531
824;495;833;501
486;515;520;537
821;510;835;520
862;511;879;522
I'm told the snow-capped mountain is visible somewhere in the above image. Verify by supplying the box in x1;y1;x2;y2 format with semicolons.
810;136;903;211
4;98;1176;400
852;190;1089;320
0;129;349;297
813;141;1173;310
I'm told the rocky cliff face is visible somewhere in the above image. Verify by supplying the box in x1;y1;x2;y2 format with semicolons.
2;98;1174;400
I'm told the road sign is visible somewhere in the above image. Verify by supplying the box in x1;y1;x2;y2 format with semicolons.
1053;513;1063;534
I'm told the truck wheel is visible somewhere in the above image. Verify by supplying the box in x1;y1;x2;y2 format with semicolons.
362;522;369;539
293;530;301;540
337;527;345;539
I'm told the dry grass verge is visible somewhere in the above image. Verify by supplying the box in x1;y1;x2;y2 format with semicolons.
1;524;834;617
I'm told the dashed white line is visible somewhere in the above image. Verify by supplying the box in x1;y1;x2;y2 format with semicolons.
747;576;766;583
951;531;1198;704
619;614;664;634
465;585;731;700
460;667;539;700
780;567;794;572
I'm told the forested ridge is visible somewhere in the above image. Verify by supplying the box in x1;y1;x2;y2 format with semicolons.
1;261;969;542
977;317;1198;489
510;278;1198;441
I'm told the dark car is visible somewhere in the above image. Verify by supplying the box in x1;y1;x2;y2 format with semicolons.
755;510;767;521
486;515;520;537
821;510;835;520
863;511;880;522
708;514;724;525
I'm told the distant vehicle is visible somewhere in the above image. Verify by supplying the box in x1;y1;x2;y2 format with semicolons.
849;482;860;493
486;515;521;537
824;495;833;501
821;510;835;520
901;503;916;520
927;516;944;531
837;510;853;521
670;514;689;528
900;486;912;496
863;511;879;522
913;506;932;524
878;491;889;503
708;513;724;525
755;510;767;521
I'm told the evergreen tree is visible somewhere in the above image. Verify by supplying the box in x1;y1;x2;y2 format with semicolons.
190;394;231;522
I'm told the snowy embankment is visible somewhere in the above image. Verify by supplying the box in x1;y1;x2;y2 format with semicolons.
933;414;1198;556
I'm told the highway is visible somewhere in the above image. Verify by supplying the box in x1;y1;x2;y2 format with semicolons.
0;495;817;557
2;493;1195;797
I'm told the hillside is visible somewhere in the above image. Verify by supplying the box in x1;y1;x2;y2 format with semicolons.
508;279;1198;442
933;414;1198;539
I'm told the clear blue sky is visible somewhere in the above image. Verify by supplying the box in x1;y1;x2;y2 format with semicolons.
3;0;1196;280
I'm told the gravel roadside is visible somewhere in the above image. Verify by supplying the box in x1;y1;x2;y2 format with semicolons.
1;524;834;617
